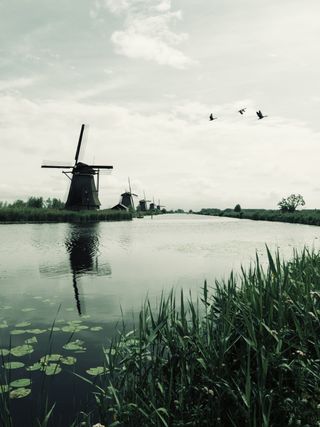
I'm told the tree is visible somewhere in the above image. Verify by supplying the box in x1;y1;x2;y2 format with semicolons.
278;194;305;213
26;196;43;208
234;204;242;213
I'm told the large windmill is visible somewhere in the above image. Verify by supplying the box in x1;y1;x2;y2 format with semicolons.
42;124;113;210
149;197;156;211
119;178;137;210
138;191;151;212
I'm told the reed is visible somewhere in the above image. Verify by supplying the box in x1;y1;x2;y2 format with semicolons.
88;248;320;426
0;208;132;223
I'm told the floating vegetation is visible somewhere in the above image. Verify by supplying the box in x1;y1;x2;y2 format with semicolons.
10;378;31;388
0;321;8;328
61;324;88;333
9;388;31;399
3;362;25;370
40;354;62;364
25;336;38;345
90;327;103;332
0;349;10;356
42;363;62;376
21;308;35;312
63;340;86;352
10;329;27;335
26;328;47;335
15;321;31;328
86;367;105;376
66;308;74;312
10;345;34;357
26;362;42;372
61;356;77;366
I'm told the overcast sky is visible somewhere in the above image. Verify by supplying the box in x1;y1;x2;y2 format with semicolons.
1;0;320;210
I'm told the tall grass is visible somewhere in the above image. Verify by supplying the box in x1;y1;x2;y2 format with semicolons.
0;208;132;223
89;248;320;426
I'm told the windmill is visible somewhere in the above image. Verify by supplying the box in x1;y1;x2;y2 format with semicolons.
138;191;151;212
41;124;113;210
149;197;156;211
119;178;137;210
156;199;165;211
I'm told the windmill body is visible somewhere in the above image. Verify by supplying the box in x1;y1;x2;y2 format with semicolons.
42;125;113;211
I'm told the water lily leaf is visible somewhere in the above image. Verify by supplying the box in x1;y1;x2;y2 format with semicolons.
11;345;34;357
40;354;62;364
15;321;31;328
0;348;10;356
33;296;42;300
26;362;42;372
10;329;27;335
0;321;8;329
48;327;60;332
42;299;51;303
81;315;90;319
0;384;9;394
66;308;74;312
21;308;35;312
10;378;31;388
25;336;38;345
91;326;103;332
63;340;85;351
55;319;65;324
86;367;106;376
68;320;82;324
2;306;12;310
26;329;47;335
61;325;88;333
9;388;31;399
61;356;77;366
3;361;25;369
42;363;62;376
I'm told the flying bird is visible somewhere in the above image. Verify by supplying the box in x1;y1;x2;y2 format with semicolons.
209;113;217;121
238;108;246;115
256;110;268;119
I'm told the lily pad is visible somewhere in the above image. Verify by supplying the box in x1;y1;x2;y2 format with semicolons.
55;319;65;324
0;348;10;356
86;366;106;376
49;327;60;332
10;378;31;388
2;306;12;310
0;384;9;394
81;315;91;319
11;345;34;357
42;299;51;303
10;329;27;335
61;356;77;366
0;321;8;329
25;336;38;345
61;325;88;333
33;296;42;300
15;321;31;328
66;308;74;312
63;340;85;351
40;354;62;364
42;363;62;376
21;308;35;312
26;329;47;335
9;388;31;399
3;361;25;370
26;362;42;372
91;326;103;332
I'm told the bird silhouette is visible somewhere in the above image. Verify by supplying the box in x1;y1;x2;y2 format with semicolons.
256;110;268;119
209;113;217;121
238;108;246;115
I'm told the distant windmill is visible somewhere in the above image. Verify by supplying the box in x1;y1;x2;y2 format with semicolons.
149;197;156;211
209;113;217;121
238;108;246;115
42;124;113;210
256;110;268;120
119;178;138;210
139;191;151;212
156;199;165;211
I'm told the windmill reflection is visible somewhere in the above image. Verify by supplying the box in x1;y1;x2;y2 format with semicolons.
65;223;111;315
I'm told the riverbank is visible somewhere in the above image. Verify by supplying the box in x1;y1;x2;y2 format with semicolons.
198;207;320;226
90;248;320;426
0;207;132;223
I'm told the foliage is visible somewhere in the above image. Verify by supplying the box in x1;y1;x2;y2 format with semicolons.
234;203;242;212
87;249;320;427
278;194;305;212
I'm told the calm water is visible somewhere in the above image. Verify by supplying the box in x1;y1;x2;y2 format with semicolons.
1;214;320;425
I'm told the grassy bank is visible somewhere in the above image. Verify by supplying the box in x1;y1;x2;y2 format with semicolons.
88;249;320;426
198;208;320;226
0;207;132;223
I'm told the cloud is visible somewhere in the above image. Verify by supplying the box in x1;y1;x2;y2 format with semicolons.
103;0;195;68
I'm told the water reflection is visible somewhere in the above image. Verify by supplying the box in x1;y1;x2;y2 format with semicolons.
65;223;111;315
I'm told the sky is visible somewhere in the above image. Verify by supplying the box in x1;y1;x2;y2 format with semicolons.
1;0;320;210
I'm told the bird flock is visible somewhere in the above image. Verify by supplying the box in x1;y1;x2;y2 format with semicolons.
209;108;268;121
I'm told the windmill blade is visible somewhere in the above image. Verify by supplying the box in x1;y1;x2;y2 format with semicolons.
128;177;132;194
88;165;113;169
41;164;73;169
132;193;138;197
75;124;85;164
